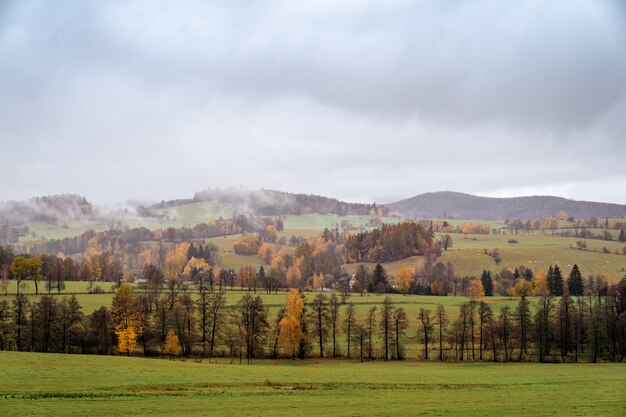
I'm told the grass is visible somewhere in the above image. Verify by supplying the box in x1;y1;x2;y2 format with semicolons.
0;352;624;416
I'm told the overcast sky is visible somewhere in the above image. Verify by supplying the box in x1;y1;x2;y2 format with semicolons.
1;0;625;205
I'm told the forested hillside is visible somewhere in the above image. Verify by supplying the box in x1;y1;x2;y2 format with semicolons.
389;191;626;220
160;189;389;216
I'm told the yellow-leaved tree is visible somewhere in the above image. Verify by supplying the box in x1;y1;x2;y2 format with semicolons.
394;265;415;296
514;278;532;297
532;269;549;296
111;284;143;356
116;326;138;355
285;265;302;289
312;273;324;291
163;330;180;360
278;289;306;359
468;278;485;298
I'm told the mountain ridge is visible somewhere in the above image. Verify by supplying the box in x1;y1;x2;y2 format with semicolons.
387;191;626;220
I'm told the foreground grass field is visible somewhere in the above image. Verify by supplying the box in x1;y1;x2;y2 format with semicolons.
0;352;624;416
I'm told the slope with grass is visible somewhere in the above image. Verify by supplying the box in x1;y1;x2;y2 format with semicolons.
1;352;624;417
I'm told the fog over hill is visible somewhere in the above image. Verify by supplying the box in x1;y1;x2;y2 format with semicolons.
2;190;625;226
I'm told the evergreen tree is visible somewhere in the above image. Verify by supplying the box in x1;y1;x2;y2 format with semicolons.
524;268;534;281
480;270;494;296
548;265;563;296
547;266;555;296
619;229;625;243
371;264;387;293
567;264;584;296
186;243;197;261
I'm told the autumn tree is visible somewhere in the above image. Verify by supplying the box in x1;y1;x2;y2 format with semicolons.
163;330;180;360
10;256;43;295
532;269;549;296
513;278;532;298
285;265;302;289
468;278;485;298
110;284;143;356
116;326;138;356
278;289;306;359
394;265;415;296
312;272;325;291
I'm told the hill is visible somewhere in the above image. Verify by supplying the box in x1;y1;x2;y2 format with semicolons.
0;194;94;225
153;188;387;216
388;191;626;220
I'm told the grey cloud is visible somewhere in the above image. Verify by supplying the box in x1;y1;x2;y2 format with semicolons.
0;0;624;205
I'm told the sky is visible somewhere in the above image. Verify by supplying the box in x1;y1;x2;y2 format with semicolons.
1;0;625;205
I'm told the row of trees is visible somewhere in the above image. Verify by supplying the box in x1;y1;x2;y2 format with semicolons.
1;280;624;363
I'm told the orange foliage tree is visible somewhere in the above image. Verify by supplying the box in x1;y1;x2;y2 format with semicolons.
278;289;306;359
394;265;415;296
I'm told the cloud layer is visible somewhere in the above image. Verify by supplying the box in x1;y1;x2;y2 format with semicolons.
1;0;625;204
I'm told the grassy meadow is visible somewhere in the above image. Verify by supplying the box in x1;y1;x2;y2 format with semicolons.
0;352;624;417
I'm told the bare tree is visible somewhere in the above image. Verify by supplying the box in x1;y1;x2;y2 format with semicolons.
343;303;356;358
379;297;394;360
231;294;268;364
392;307;408;360
418;308;434;360
367;306;377;359
435;305;448;361
308;293;330;357
329;293;340;357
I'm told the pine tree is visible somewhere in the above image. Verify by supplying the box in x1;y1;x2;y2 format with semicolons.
547;266;555;296
619;229;625;243
186;243;197;261
567;264;584;296
480;270;494;296
548;265;564;296
372;264;387;293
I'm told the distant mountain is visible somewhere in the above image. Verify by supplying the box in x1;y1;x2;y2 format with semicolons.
387;191;626;220
153;189;387;216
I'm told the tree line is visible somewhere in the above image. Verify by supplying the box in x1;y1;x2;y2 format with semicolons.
1;281;624;363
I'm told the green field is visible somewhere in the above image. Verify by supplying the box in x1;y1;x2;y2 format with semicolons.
0;352;624;416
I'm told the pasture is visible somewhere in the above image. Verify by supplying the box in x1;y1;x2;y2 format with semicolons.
0;352;624;416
